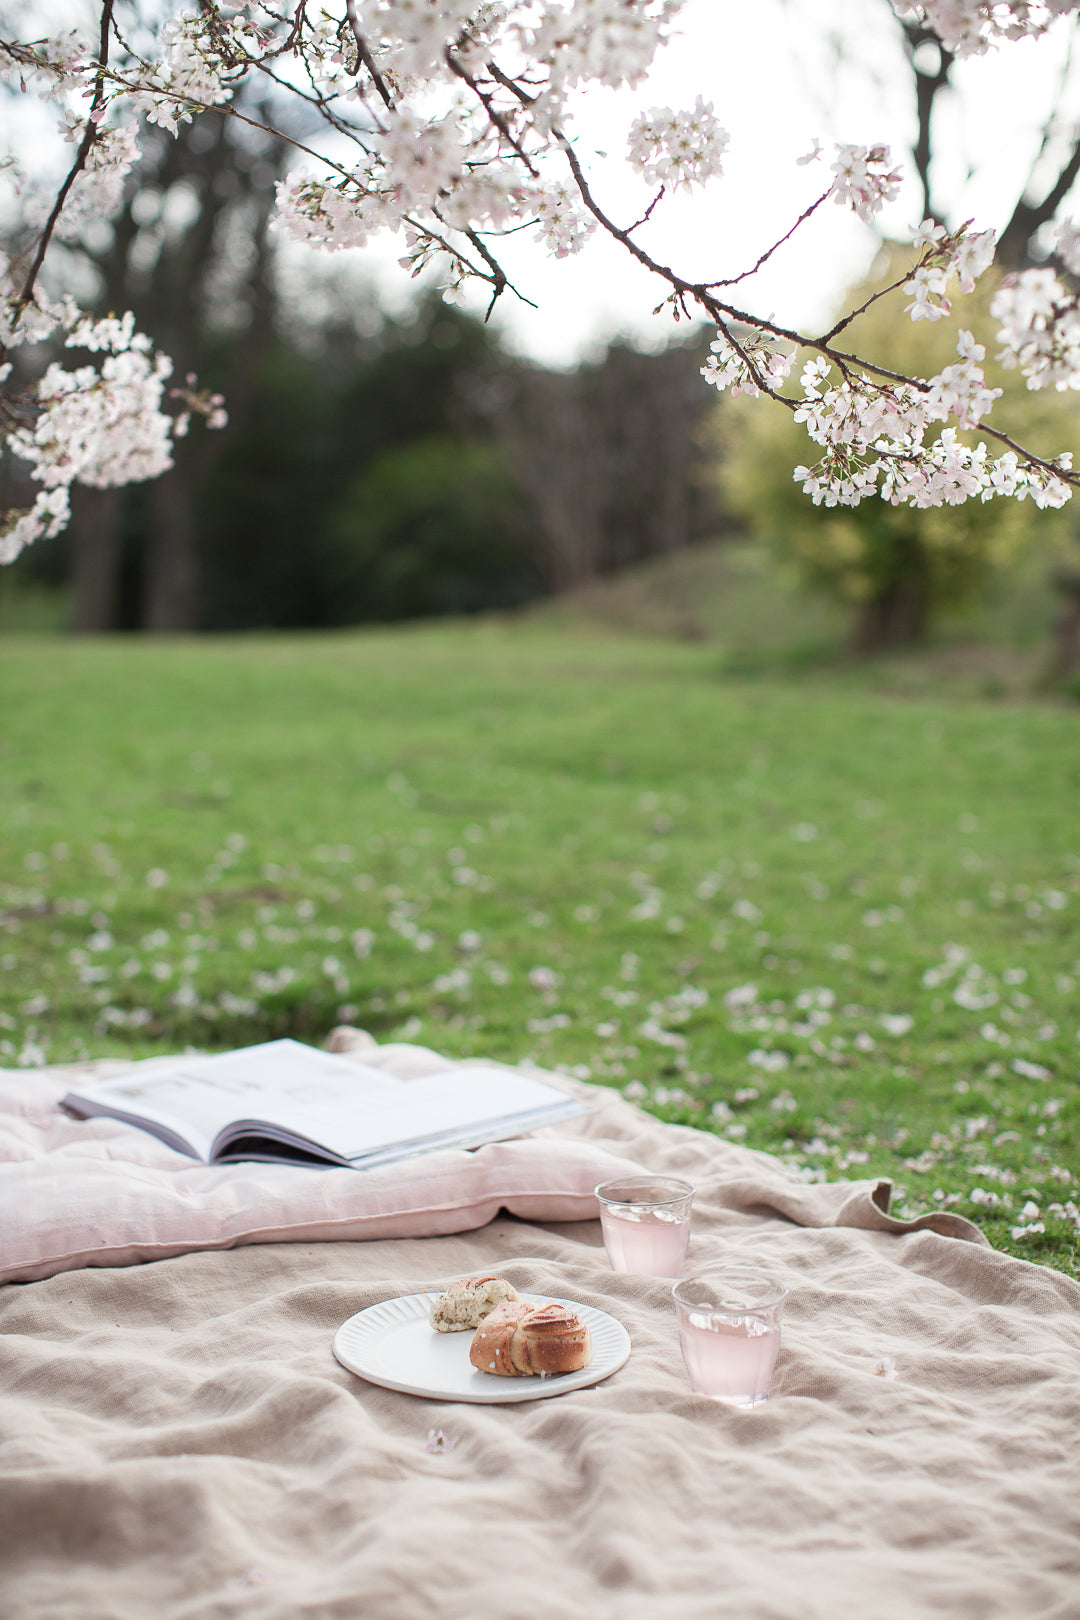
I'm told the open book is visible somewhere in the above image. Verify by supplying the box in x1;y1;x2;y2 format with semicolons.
61;1039;589;1169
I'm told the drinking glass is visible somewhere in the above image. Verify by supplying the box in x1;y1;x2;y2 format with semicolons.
671;1269;788;1409
594;1176;694;1278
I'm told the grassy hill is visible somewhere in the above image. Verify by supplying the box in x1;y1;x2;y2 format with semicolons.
536;538;1078;699
1;620;1077;1275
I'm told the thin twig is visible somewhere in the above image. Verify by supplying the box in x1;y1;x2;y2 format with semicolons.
252;54;381;146
420;208;537;316
704;188;832;290
820;265;927;343
101;69;359;180
625;187;666;235
463;226;538;315
444;48;539;178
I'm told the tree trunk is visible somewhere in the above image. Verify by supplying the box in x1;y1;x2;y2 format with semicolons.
850;576;930;655
144;466;198;631
1049;570;1080;677
69;485;124;632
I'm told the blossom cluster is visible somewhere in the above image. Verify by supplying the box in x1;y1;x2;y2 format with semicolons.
127;9;255;135
0;294;218;565
701;332;794;400
904;220;996;322
890;0;1080;58
3;0;1080;554
33;120;143;242
627;97;729;192
830;143;902;225
787;328;1072;513
924;330;1002;428
705;213;1073;513
992;266;1080;392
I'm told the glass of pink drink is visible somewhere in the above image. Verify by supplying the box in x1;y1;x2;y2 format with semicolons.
671;1270;788;1409
594;1177;694;1278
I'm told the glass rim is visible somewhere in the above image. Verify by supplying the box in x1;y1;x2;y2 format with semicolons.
671;1269;788;1313
594;1175;694;1206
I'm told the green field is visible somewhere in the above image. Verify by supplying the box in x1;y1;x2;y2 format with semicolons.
1;623;1077;1275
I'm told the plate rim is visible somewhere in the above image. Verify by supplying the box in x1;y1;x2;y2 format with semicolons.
332;1288;631;1403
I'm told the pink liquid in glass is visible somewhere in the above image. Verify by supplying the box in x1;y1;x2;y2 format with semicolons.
677;1314;780;1408
600;1208;690;1278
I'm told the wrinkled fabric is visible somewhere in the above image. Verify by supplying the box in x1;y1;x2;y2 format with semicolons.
1;1041;1077;1619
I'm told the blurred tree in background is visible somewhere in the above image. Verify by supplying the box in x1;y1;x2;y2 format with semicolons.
1;103;719;634
716;247;1080;654
63;105;288;632
192;296;534;629
323;439;537;623
494;334;717;593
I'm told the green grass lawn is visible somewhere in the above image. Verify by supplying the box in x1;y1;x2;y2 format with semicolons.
2;622;1078;1276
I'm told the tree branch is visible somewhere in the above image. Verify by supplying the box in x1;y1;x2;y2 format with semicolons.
444;49;539;178
703;187;833;291
2;0;115;364
343;0;394;112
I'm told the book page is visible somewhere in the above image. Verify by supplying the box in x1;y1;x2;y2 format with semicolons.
295;1066;583;1162
64;1040;402;1161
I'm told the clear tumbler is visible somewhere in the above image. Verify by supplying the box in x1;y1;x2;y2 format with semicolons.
594;1175;694;1278
671;1269;787;1408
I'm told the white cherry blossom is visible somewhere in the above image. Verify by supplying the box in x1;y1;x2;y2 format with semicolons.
1053;217;1080;276
627;97;729;192
905;264;952;322
890;1;1079;59
377;107;467;210
273;176;393;252
953;228;996;292
912;218;948;250
48;123;141;240
830;143;902;224
925;331;1002;427
992;269;1080;391
701;331;793;399
529;181;595;257
2;0;1080;557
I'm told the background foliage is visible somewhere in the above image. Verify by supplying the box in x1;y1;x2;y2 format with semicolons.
716;247;1080;652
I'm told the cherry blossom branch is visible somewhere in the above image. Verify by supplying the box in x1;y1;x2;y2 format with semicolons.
101;67;359;180
343;0;394;112
444;50;539;179
4;0;1079;564
954;420;1076;478
486;58;1042;454
2;0;115;363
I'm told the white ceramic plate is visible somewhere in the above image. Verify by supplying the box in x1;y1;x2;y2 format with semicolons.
333;1291;631;1403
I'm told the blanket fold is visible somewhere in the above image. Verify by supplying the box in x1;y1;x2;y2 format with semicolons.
0;1038;984;1283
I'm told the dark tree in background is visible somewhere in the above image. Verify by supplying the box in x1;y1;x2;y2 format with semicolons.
495;334;716;593
196;303;718;627
62;106;288;632
196;297;543;628
899;12;1080;269
6;222;720;630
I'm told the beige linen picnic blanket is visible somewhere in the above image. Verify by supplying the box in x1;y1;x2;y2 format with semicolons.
2;1043;1079;1620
